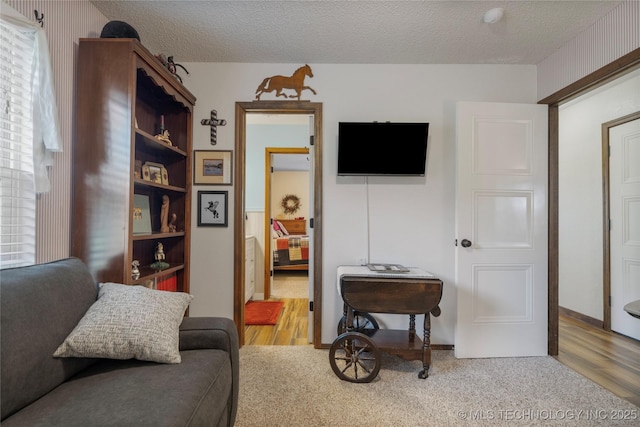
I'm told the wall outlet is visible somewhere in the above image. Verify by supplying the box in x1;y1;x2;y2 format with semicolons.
357;257;367;266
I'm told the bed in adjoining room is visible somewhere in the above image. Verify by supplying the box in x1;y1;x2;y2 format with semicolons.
272;219;309;271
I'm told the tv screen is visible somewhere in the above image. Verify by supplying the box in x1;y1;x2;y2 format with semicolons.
338;122;429;176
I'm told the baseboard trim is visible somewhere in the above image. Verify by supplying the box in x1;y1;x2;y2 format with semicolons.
431;344;454;350
251;293;264;301
318;343;454;350
559;306;603;329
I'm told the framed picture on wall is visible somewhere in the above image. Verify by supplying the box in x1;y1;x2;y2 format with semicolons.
194;150;232;185
197;191;228;227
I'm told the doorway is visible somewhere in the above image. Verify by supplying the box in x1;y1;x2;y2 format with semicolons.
234;101;323;348
555;70;640;341
542;48;640;355
264;147;311;302
604;112;640;340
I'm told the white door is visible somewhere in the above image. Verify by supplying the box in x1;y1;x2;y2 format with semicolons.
455;101;548;358
267;151;275;299
610;117;640;340
307;116;315;342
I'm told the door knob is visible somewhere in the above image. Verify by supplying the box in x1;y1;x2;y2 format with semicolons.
461;239;472;248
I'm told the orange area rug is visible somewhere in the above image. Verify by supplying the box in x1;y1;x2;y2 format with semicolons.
245;301;284;325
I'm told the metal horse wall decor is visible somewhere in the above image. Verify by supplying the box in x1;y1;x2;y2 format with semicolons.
255;64;317;101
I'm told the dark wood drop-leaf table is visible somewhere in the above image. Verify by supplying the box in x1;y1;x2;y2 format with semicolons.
330;266;443;383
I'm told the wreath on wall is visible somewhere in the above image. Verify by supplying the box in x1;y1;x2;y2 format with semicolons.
281;194;301;216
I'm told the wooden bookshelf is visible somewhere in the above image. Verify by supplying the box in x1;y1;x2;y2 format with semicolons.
72;38;195;294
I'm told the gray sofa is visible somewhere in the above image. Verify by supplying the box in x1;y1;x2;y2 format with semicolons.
1;257;239;426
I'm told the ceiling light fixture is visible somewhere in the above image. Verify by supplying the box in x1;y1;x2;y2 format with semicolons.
483;7;504;24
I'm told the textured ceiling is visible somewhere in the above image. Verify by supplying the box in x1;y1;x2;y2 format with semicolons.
90;0;622;65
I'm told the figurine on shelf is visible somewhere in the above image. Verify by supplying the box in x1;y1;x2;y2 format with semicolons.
131;260;140;279
154;53;189;83
160;195;170;233
150;242;170;270
168;213;177;232
155;129;173;146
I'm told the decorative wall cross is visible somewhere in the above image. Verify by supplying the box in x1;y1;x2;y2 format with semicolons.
200;110;227;145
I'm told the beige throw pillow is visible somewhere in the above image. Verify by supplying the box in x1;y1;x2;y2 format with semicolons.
54;282;193;364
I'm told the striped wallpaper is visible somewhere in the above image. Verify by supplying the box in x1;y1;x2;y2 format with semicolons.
537;0;640;100
3;0;107;263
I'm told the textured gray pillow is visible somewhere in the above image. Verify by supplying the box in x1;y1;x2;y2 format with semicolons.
53;282;193;364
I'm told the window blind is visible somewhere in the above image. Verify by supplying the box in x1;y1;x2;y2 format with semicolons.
0;19;36;268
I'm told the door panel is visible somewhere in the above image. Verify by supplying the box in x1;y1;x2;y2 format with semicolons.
473;265;533;323
475;191;533;248
610;118;640;340
456;101;548;358
474;119;533;175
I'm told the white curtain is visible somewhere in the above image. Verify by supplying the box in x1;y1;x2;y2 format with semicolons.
1;11;62;193
0;9;62;267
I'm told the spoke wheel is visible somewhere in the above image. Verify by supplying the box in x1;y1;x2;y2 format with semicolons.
337;311;380;335
329;332;381;383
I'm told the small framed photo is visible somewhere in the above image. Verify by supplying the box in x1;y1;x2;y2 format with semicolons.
143;161;165;184
194;150;232;185
132;194;152;234
198;191;228;227
142;164;151;181
134;160;142;179
160;166;169;185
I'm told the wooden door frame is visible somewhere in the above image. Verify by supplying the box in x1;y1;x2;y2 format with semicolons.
602;111;640;331
263;146;310;300
539;47;640;355
234;101;323;347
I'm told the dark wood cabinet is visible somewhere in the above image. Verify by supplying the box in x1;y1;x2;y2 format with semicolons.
277;219;306;235
73;38;195;293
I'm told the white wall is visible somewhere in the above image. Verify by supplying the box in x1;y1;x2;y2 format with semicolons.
183;63;538;345
558;69;640;320
271;171;310;220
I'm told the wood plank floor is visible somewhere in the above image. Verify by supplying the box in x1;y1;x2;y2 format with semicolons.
245;298;309;346
556;314;640;407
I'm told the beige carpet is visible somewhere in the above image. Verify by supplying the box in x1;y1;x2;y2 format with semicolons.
236;346;638;426
271;271;309;299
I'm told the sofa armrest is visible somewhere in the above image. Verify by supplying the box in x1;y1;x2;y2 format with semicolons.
179;317;238;353
179;317;239;426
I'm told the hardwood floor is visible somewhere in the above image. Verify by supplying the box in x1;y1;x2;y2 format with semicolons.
245;271;310;345
556;314;640;407
245;298;309;345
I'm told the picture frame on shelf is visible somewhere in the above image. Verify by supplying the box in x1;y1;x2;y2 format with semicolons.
132;194;152;234
134;160;142;179
160;166;169;185
143;161;165;184
142;164;150;181
197;191;228;227
194;150;232;185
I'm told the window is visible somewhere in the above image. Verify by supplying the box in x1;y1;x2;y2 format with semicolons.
0;18;36;268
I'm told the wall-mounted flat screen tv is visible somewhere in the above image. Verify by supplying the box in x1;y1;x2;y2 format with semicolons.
338;122;429;176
